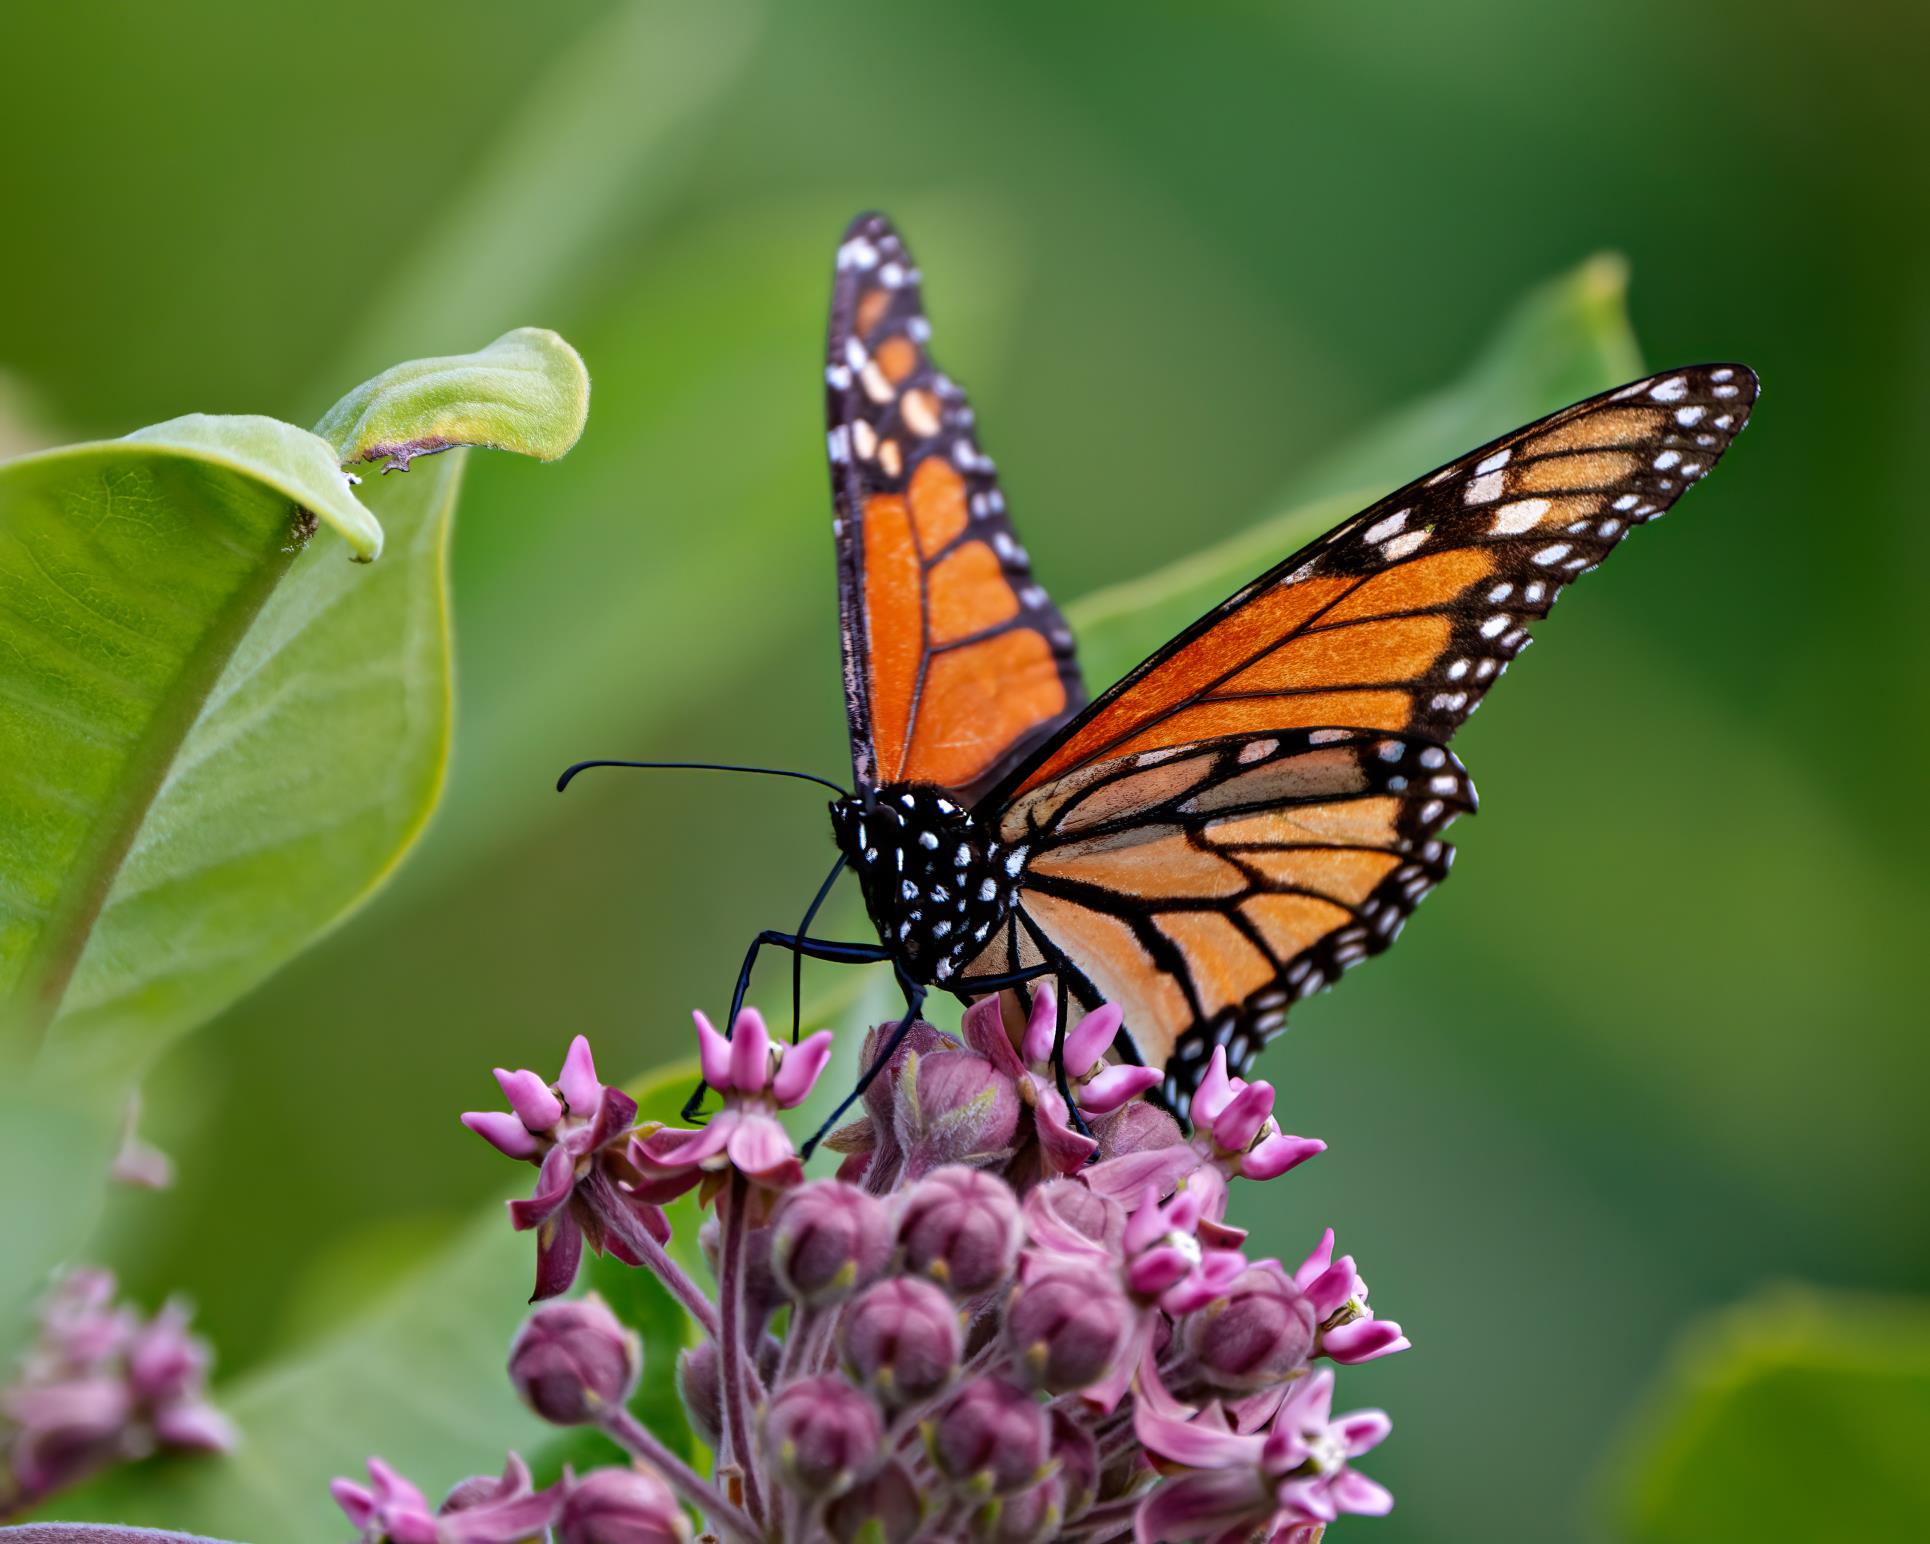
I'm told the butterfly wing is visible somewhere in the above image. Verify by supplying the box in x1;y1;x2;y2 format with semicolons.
963;364;1759;1105
826;213;1085;803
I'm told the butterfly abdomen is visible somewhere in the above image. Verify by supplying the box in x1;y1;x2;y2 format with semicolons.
829;786;1027;986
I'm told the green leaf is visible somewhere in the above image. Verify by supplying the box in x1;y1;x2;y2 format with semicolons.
1067;253;1642;690
314;328;589;472
44;1063;704;1539
0;327;589;1082
1610;1287;1930;1542
8;452;453;1087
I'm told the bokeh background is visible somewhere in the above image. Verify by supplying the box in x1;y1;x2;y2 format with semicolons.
4;2;1927;1539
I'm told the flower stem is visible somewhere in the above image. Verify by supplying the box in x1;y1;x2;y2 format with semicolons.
717;1170;766;1527
599;1404;762;1544
585;1170;719;1337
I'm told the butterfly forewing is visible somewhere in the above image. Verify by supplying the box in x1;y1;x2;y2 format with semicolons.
962;365;1757;1103
826;213;1085;804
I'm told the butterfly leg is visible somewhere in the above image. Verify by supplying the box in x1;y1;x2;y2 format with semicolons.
787;855;848;1043
798;967;927;1162
681;930;891;1121
1047;972;1095;1147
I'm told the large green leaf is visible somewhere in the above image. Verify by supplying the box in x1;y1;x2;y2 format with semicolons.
0;332;587;1083
1610;1287;1930;1542
44;1064;705;1540
1067;253;1642;690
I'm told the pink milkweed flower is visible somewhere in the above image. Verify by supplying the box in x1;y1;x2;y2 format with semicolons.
332;1452;559;1543
1020;1179;1245;1413
1190;1046;1327;1185
962;992;1163;1175
1133;1367;1393;1541
631;1009;833;1200
1295;1228;1410;1364
463;1034;666;1300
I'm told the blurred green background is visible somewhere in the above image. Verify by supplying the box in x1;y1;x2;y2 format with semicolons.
5;1;1928;1539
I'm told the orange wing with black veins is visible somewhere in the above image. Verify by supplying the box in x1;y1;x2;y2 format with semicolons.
826;213;1085;804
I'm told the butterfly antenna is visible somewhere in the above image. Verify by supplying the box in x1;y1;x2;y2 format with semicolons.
556;759;850;798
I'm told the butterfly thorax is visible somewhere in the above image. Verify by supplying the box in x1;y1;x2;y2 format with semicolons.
828;784;1027;987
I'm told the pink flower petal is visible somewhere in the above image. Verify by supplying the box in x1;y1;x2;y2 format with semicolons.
1020;985;1059;1065
729;1008;773;1093
1078;1062;1162;1114
556;1034;601;1115
962;995;1027;1078
1323;1318;1409;1363
1329;1468;1395;1516
1191;1045;1235;1125
463;1110;540;1160
1062;1001;1125;1077
1033;1086;1100;1175
330;1479;377;1529
1084;1145;1201;1203
1337;1408;1394;1455
693;1010;734;1088
1135;1398;1267;1470
507;1145;577;1231
1279;1367;1335;1429
635;1121;731;1171
726;1111;801;1182
1212;1081;1277;1152
1293;1228;1337;1292
1243;1133;1325;1181
494;1068;562;1132
1135;1470;1275;1544
531;1211;585;1300
368;1457;430;1512
772;1029;834;1107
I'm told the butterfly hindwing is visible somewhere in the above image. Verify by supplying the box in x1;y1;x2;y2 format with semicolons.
962;365;1757;1103
826;213;1085;804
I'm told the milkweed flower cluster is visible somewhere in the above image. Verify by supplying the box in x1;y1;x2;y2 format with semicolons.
0;1269;231;1518
338;996;1405;1542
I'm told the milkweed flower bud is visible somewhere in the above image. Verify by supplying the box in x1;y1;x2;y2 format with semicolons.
897;1165;1022;1295
928;1377;1051;1496
842;1276;962;1407
969;1471;1066;1543
896;1047;1021;1176
824;1460;924;1544
1003;1263;1135;1393
771;1179;891;1307
762;1375;882;1498
508;1295;640;1425
675;1341;721;1449
557;1462;690;1544
1178;1262;1316;1391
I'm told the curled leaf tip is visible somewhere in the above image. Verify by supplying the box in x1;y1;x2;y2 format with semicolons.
314;327;590;472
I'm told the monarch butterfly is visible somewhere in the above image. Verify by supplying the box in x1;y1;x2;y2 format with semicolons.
571;213;1756;1129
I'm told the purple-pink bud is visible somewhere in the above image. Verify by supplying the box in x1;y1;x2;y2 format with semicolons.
899;1051;1021;1175
969;1472;1066;1543
897;1166;1023;1296
508;1296;639;1425
928;1378;1051;1496
557;1463;689;1544
824;1460;924;1544
762;1375;883;1497
771;1180;891;1307
556;1035;604;1117
1050;1410;1100;1518
675;1342;721;1449
842;1276;962;1407
1003;1265;1135;1394
1178;1263;1315;1390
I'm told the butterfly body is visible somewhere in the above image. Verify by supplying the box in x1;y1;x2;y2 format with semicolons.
829;784;1026;987
815;210;1757;1112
